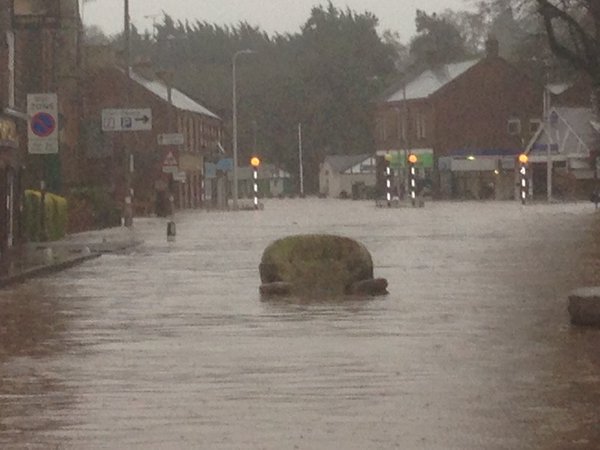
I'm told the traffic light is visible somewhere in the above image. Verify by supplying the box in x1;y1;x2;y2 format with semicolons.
518;153;528;205
408;153;418;206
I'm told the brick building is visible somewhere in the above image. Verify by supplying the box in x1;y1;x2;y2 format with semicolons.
0;0;82;267
82;47;223;216
0;1;22;269
376;39;543;199
10;0;83;191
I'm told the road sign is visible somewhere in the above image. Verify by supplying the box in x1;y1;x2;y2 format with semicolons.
162;150;179;173
27;93;58;154
158;133;184;146
173;171;187;182
102;108;152;131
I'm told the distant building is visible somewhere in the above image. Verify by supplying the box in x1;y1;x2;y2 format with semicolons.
319;154;377;199
82;47;223;216
525;107;599;199
235;164;293;198
375;37;542;199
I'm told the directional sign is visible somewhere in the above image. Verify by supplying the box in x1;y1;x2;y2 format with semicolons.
158;133;184;146
173;171;187;182
27;93;58;154
162;150;179;173
102;108;152;132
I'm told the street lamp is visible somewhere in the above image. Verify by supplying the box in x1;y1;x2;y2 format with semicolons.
232;49;255;210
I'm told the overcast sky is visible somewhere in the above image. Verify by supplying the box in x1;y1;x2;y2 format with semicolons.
82;0;475;42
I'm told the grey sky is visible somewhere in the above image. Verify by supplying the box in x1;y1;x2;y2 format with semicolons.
82;0;474;42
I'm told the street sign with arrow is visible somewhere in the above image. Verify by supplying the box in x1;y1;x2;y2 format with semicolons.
102;108;152;131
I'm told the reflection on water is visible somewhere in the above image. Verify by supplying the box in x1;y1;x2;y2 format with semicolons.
0;285;76;449
0;285;68;359
0;200;599;449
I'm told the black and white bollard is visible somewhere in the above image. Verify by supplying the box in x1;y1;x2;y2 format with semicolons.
167;220;176;242
408;153;418;207
250;156;261;210
385;158;392;207
518;153;528;205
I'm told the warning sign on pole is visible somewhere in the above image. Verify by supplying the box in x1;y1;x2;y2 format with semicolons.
27;93;59;154
162;150;179;173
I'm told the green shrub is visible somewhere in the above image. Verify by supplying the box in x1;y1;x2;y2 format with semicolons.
23;190;68;242
69;186;121;228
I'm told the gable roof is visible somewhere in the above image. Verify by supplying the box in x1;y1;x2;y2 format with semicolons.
386;59;480;102
129;70;220;120
324;154;372;173
526;106;597;156
556;107;596;145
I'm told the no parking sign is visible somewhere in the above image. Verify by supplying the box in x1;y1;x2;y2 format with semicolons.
27;93;59;154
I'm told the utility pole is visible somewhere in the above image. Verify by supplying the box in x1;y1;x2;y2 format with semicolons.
403;79;410;197
298;123;304;197
123;0;133;226
543;69;553;203
231;49;255;210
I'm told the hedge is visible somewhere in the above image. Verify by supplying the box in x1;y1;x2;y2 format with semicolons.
23;190;68;242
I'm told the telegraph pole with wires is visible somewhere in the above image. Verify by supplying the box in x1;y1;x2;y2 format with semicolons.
123;0;133;227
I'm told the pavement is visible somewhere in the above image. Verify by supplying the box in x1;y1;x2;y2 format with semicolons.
0;225;143;288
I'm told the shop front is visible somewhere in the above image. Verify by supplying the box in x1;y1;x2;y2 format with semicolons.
0;116;22;271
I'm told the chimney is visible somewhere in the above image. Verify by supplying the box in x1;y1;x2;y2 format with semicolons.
485;35;499;59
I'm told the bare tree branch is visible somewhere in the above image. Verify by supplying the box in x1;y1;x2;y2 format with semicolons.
537;0;600;78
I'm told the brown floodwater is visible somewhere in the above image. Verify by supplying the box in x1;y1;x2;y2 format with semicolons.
1;199;599;449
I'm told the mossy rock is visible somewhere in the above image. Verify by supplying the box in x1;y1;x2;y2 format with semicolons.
259;234;383;296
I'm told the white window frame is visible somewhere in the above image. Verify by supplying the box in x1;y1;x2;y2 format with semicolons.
529;119;542;134
416;114;427;140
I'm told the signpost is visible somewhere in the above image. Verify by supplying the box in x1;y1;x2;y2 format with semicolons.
27;93;59;154
101;108;152;132
157;133;184;146
162;150;179;173
173;171;187;182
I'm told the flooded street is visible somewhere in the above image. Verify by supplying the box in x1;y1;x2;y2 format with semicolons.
1;199;600;449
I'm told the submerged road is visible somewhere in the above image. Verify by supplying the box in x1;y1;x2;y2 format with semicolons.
1;199;599;449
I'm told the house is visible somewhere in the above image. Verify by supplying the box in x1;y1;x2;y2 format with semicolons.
203;160;293;207
82;47;223;216
375;37;542;199
0;0;81;269
319;154;377;199
235;164;293;199
525;107;598;199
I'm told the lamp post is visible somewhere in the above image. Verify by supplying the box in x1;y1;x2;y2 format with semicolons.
232;49;255;210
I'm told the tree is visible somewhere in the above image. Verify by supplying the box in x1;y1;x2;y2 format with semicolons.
123;4;396;194
536;0;600;113
408;10;471;70
294;2;397;190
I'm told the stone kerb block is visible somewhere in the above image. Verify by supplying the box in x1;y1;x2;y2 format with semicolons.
568;287;600;327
